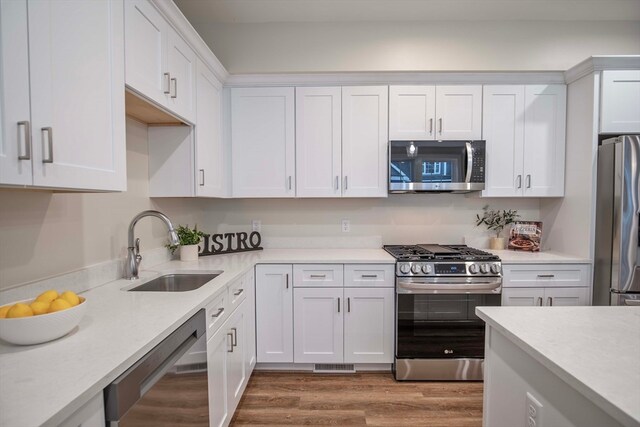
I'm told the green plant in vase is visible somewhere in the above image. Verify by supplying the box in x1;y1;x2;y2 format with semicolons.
475;206;519;250
166;225;205;261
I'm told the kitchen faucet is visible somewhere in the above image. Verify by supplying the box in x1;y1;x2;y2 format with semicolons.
125;210;180;280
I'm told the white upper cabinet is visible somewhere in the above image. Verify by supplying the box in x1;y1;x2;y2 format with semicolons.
124;0;196;123
389;86;436;140
295;87;342;197
0;0;31;186
195;59;224;197
0;0;126;191
600;70;640;133
435;86;483;140
522;85;566;197
342;86;388;198
482;86;525;197
231;87;295;198
482;84;566;198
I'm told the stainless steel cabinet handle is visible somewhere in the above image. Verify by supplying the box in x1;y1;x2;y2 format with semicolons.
233;288;244;296
537;274;555;278
517;175;522;189
362;274;378;279
547;297;553;306
211;307;224;318
231;327;237;347
285;273;289;289
170;78;177;99
335;176;339;191
41;127;53;163
347;297;351;313
526;174;531;188
17;121;31;160
227;332;234;352
344;176;348;190
288;176;292;190
337;297;341;313
310;274;326;279
199;169;205;186
163;72;171;94
438;118;443;134
537;297;543;306
429;118;433;134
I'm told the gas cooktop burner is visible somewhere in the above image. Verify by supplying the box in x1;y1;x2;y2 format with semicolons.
384;244;500;262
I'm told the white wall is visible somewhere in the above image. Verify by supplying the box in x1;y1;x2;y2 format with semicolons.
192;21;640;73
195;196;540;248
0;118;203;290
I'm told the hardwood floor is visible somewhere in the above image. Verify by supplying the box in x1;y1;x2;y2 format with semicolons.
230;371;483;426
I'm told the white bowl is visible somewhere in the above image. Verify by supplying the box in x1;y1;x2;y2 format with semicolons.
0;297;87;345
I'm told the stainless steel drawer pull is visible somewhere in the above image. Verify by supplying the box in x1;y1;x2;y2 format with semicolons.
227;333;234;352
170;77;177;99
537;297;543;306
163;73;171;94
537;274;555;278
310;274;326;279
211;307;224;318
337;297;341;313
41;127;53;163
199;169;205;186
233;288;244;296
17;121;31;160
547;297;553;306
362;274;378;279
231;327;237;347
347;297;351;313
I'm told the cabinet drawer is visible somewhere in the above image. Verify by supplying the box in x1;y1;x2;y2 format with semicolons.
228;276;247;311
293;264;344;287
503;264;590;288
344;264;394;287
205;291;228;335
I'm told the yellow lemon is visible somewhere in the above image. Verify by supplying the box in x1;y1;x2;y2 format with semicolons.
30;301;50;316
6;303;34;318
35;290;59;303
60;291;80;307
48;299;72;313
0;305;11;318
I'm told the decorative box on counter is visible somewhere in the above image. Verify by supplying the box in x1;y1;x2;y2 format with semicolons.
509;221;542;252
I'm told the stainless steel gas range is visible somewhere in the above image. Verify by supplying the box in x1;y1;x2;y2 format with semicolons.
383;244;502;381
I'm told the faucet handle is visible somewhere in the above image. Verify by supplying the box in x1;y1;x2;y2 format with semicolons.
135;238;142;263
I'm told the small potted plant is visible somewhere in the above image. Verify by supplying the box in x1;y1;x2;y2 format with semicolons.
475;206;519;250
167;225;205;261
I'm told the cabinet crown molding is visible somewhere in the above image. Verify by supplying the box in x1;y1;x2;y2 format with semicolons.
564;55;640;84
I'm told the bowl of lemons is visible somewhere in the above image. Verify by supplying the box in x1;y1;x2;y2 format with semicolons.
0;290;86;345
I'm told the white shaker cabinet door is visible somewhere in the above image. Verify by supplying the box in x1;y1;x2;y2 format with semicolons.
481;85;525;197
28;0;126;191
231;87;295;197
293;287;344;364
501;288;546;306
601;70;640;133
522;85;566;197
0;0;32;186
342;86;388;198
295;87;342;197
195;60;224;197
166;26;196;123
207;327;230;427
255;265;294;363
124;0;168;106
544;287;589;306
389;86;436;140
344;288;394;364
435;86;482;140
226;300;247;412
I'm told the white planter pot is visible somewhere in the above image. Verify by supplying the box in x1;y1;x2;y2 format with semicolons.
489;237;506;250
179;245;199;262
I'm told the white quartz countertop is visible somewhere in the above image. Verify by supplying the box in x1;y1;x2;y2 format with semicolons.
487;249;591;264
476;307;640;427
0;248;393;427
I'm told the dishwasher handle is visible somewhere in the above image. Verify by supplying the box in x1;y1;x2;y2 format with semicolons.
104;309;205;422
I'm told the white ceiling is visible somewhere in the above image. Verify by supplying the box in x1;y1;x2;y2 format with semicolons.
175;0;640;23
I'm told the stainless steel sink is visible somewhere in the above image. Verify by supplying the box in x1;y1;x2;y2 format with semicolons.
128;273;221;292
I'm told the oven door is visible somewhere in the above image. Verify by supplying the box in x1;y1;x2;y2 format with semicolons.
396;291;500;359
389;140;485;192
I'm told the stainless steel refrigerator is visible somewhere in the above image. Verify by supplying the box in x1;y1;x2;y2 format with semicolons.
593;135;640;306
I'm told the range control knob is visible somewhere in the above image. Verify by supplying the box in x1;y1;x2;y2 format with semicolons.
411;264;422;274
399;263;411;274
490;264;501;274
480;264;490;274
468;264;479;274
422;264;433;274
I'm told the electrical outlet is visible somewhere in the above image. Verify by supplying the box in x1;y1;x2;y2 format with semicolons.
526;392;543;427
341;219;350;233
252;220;261;232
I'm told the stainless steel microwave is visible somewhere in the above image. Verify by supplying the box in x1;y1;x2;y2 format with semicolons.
389;140;486;193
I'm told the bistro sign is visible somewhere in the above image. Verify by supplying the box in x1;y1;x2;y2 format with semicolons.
199;231;263;256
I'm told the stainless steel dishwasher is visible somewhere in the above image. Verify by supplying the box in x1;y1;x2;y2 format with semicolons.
104;310;208;426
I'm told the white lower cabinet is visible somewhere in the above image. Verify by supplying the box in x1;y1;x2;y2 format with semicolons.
226;301;247;411
207;324;230;427
59;392;105;427
502;287;589;306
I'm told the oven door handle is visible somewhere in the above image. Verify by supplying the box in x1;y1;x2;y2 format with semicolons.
397;277;502;294
464;141;473;184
